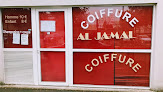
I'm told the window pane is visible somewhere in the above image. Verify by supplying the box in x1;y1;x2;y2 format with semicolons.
73;6;153;49
73;52;150;86
41;52;65;82
39;11;65;48
115;53;150;86
73;52;114;85
2;8;32;48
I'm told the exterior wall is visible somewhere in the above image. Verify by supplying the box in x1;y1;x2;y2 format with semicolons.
0;0;158;6
0;0;163;90
0;10;4;82
151;0;163;90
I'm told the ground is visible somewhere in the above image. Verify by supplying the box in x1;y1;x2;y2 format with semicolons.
0;84;162;92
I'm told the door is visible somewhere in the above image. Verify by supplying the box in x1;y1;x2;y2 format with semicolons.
36;9;68;85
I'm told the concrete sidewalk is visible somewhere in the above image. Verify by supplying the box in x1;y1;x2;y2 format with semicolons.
0;84;155;92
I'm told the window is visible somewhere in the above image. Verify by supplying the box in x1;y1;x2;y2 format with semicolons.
2;8;32;48
72;6;153;87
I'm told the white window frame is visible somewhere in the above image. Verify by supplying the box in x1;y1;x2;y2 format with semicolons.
35;8;69;86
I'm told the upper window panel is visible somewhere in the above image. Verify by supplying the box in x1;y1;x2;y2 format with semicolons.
39;11;65;48
2;8;32;48
73;6;153;49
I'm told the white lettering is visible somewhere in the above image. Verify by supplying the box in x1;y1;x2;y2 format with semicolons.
122;12;131;22
129;17;139;27
81;21;89;29
85;64;93;72
87;14;96;23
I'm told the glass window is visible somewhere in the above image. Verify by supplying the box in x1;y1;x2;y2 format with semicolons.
73;52;150;86
73;6;153;49
41;51;65;82
72;6;153;87
2;8;32;48
39;11;65;48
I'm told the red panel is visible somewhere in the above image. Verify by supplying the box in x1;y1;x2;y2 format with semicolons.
2;8;32;48
39;11;65;48
73;52;114;85
41;52;65;82
114;53;150;86
73;52;150;86
73;6;153;49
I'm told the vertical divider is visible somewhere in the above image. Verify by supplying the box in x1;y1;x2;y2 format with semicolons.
67;7;73;86
150;5;156;88
65;8;69;85
31;8;39;85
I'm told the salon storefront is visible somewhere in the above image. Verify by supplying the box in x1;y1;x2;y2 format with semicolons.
0;0;163;90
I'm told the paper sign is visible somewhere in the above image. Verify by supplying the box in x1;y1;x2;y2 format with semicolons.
21;34;28;45
13;33;20;44
41;20;56;32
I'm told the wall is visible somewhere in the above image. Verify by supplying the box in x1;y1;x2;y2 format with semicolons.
0;10;4;83
151;0;163;90
0;0;163;90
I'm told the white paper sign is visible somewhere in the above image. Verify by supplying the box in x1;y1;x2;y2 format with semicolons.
41;20;56;32
13;33;20;44
21;34;28;45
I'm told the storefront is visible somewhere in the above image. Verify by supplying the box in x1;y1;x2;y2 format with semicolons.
0;0;163;90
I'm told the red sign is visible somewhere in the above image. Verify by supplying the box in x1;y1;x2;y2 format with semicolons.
73;52;150;86
73;6;153;49
73;6;152;87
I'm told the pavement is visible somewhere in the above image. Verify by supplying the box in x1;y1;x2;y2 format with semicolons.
0;84;156;92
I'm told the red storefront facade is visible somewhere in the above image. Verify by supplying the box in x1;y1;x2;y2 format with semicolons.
0;1;162;89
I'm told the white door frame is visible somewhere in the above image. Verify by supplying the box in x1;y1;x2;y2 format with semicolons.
35;8;69;86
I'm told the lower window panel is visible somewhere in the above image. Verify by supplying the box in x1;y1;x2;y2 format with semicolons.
41;51;65;82
73;52;150;87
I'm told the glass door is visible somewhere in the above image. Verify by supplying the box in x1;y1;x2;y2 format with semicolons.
36;9;68;85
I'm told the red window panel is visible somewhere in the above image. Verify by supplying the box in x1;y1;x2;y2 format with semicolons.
73;6;153;49
39;11;65;48
2;8;32;48
114;53;150;87
41;52;65;82
73;52;150;86
73;52;114;85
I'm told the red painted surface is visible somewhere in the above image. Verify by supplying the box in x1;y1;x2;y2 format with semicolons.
41;52;65;82
2;8;32;48
73;52;114;85
114;53;150;86
39;11;65;48
73;52;150;86
73;6;153;49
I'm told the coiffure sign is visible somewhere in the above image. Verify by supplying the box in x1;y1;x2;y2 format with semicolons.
73;6;153;86
78;8;138;40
